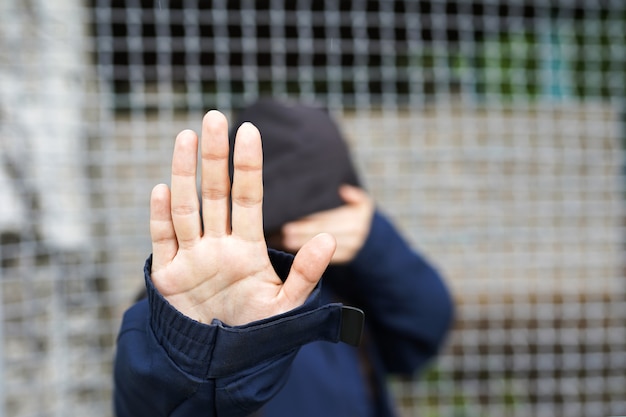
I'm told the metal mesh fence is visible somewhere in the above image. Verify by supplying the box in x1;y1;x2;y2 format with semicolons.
1;1;624;416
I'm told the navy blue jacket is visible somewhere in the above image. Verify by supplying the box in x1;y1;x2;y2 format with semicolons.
114;211;454;416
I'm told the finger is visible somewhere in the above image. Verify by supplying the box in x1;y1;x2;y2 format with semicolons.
201;110;231;236
171;129;202;248
338;184;368;205
281;233;336;306
281;221;316;253
231;122;264;241
150;184;178;272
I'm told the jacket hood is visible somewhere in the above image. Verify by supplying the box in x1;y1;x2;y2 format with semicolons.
229;98;360;233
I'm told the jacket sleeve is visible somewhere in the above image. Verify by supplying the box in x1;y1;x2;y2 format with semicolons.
334;210;454;375
114;250;360;417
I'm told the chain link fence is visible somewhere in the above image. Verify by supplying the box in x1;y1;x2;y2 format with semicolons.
1;1;624;416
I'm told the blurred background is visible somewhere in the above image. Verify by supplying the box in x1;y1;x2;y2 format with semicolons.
0;0;624;416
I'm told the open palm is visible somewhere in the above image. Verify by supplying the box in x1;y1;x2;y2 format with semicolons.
149;110;336;326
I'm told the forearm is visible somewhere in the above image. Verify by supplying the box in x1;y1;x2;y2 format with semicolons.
114;252;362;416
114;299;299;417
343;211;455;373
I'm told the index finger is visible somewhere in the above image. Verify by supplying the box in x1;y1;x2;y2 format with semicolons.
170;130;202;248
230;122;264;241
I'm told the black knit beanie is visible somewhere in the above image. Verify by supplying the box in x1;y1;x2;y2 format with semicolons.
229;98;360;234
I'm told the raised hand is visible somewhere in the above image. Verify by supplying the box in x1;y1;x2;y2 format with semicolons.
149;110;336;326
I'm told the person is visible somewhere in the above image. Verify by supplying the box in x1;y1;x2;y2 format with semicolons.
113;99;454;417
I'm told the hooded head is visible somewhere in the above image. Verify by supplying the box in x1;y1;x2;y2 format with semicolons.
230;98;360;234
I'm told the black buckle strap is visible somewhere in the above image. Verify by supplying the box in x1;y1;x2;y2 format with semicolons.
340;306;364;347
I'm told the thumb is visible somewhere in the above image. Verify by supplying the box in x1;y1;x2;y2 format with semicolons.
339;184;368;205
281;233;336;305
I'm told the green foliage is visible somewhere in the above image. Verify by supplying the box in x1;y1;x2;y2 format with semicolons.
403;11;625;102
399;365;526;417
